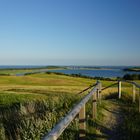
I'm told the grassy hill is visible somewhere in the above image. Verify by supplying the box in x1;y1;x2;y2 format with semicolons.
0;72;140;140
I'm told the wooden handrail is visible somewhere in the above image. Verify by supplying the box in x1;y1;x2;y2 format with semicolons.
120;80;140;88
101;82;118;91
118;80;140;112
42;81;101;140
77;83;97;95
42;80;140;140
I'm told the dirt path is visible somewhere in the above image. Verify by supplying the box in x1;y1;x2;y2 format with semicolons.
98;99;124;140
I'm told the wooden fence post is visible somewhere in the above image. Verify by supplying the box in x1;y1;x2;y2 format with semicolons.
139;88;140;113
97;83;102;104
79;105;86;139
133;84;136;103
92;91;97;119
99;83;102;104
118;81;121;99
97;89;99;100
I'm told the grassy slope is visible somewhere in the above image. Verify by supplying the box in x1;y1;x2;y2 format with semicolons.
86;84;140;140
0;73;94;86
0;69;38;75
0;72;140;140
0;73;138;105
0;73;96;105
0;73;97;139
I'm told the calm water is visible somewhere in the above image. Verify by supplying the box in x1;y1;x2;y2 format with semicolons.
0;66;140;78
48;69;140;78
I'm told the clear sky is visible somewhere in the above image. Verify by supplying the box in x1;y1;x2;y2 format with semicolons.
0;0;140;66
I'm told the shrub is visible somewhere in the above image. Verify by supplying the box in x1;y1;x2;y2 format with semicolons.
123;74;140;80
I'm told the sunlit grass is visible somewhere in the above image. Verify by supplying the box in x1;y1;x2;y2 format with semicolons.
0;73;95;86
0;69;38;75
0;92;47;105
0;73;140;140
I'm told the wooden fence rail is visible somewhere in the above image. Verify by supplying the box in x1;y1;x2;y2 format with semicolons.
118;80;140;112
42;80;140;140
42;81;101;140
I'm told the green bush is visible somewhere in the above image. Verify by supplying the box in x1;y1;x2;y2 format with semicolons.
123;74;140;80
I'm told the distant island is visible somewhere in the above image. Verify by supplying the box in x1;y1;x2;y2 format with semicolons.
123;67;140;72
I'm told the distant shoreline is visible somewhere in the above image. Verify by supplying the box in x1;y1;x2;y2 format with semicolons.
123;68;140;72
0;65;120;71
0;66;140;78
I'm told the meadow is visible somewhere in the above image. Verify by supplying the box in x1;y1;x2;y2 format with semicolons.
0;72;140;140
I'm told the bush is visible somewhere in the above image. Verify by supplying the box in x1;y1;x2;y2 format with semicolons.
123;74;140;80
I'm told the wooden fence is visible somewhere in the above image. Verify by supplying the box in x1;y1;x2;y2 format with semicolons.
42;80;140;140
118;80;140;112
42;81;101;140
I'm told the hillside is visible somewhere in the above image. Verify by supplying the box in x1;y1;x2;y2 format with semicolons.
0;73;140;140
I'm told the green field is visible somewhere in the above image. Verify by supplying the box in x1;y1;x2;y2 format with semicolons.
0;66;64;75
0;73;96;140
0;72;119;105
0;72;140;140
0;73;95;104
0;69;37;75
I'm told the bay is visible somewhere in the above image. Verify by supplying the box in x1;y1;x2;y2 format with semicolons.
0;65;140;78
48;69;140;78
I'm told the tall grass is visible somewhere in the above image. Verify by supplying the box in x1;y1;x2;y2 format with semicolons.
0;93;81;140
0;73;140;140
117;92;140;140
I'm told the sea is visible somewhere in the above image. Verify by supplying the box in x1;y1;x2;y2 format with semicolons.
0;65;140;78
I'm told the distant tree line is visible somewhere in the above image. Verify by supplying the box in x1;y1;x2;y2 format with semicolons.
123;68;140;72
0;73;10;76
45;72;115;81
24;72;42;75
46;72;140;81
123;74;140;80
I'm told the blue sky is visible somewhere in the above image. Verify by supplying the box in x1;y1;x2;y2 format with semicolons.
0;0;140;65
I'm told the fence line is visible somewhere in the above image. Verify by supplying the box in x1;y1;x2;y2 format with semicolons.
118;80;140;112
42;80;140;140
101;82;118;91
77;83;97;95
42;81;101;140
